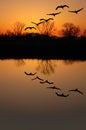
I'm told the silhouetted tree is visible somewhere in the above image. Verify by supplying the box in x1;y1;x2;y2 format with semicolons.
15;60;25;66
61;23;80;37
36;60;56;75
13;22;25;36
82;29;86;37
36;21;55;36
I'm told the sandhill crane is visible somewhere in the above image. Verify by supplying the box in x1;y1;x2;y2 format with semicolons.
40;80;54;84
31;21;44;26
56;5;69;10
68;8;84;14
56;92;69;97
24;72;37;76
31;76;44;81
46;12;61;16
40;18;54;22
69;88;84;95
24;26;36;31
47;86;61;90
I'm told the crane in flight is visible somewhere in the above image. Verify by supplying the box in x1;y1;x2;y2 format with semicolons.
46;12;61;17
24;72;37;76
69;88;84;95
31;76;44;81
24;26;36;31
47;86;61;90
31;21;44;26
68;8;84;14
56;92;69;97
56;5;69;10
40;80;54;84
40;18;54;22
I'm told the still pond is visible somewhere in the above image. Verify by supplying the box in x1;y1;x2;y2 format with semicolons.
0;59;86;130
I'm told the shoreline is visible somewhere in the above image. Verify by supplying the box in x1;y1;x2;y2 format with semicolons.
0;35;86;60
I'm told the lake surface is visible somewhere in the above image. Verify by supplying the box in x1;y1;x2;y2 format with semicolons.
0;59;86;130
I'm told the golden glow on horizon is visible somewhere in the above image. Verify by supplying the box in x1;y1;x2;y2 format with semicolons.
0;0;86;35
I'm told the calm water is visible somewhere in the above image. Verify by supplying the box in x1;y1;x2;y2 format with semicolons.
0;59;86;130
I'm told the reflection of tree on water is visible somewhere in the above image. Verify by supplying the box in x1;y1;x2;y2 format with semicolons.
36;60;56;75
15;59;25;66
63;60;80;65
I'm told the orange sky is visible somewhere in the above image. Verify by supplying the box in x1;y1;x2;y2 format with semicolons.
0;0;86;35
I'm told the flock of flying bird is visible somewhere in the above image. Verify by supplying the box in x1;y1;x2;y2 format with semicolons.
24;4;84;97
24;4;84;31
24;71;84;98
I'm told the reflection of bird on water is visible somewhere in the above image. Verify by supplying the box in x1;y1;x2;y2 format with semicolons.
24;26;36;31
40;80;54;84
68;8;84;14
46;12;61;16
31;21;44;26
69;88;84;95
40;18;54;22
56;5;69;10
56;92;69;97
32;76;44;81
47;86;61;90
24;72;37;76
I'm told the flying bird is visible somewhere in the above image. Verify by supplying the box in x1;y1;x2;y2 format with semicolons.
40;18;54;22
31;76;44;81
31;21;44;26
46;12;61;16
40;80;54;84
69;88;84;95
24;72;37;76
47;86;61;90
56;5;69;10
24;26;36;31
68;8;84;14
56;92;69;97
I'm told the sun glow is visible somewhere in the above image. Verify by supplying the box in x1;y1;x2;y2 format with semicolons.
0;0;86;35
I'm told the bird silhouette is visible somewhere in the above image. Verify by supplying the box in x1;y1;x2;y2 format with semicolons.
40;80;54;84
46;12;61;16
24;72;37;76
24;26;36;31
40;18;54;22
56;92;69;97
47;86;61;90
69;88;84;95
56;5;69;10
31;76;44;81
68;8;84;14
31;21;44;26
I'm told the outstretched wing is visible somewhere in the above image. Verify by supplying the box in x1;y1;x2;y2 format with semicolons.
47;18;54;20
46;13;54;16
37;21;44;25
55;5;61;10
56;12;61;15
77;8;84;12
68;10;76;13
24;27;29;30
69;88;84;95
31;22;37;25
63;5;69;8
40;18;45;21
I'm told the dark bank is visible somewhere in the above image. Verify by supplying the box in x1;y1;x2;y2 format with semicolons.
0;33;86;60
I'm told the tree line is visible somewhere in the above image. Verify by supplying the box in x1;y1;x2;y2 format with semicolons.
0;21;86;38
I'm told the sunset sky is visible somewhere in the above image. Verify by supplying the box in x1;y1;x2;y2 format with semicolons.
0;0;86;35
